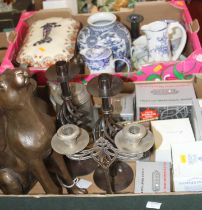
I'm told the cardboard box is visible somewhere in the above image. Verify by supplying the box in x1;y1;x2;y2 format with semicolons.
135;161;171;193
0;77;202;210
172;141;202;192
1;1;202;209
151;118;196;162
135;82;196;121
0;0;202;85
0;32;10;64
135;81;202;141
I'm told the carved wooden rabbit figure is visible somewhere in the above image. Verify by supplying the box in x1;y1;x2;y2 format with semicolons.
0;69;85;194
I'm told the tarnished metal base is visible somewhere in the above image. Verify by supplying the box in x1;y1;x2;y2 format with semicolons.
93;161;133;193
65;158;98;177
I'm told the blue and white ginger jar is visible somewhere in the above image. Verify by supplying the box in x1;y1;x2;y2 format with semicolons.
77;12;131;62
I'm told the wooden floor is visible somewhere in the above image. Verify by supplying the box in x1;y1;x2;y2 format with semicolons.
187;0;202;44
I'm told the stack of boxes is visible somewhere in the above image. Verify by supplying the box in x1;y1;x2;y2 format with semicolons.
134;82;202;192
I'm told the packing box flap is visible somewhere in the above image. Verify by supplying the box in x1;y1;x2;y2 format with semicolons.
128;1;182;24
26;8;73;25
74;1;182;29
0;51;6;63
22;1;183;33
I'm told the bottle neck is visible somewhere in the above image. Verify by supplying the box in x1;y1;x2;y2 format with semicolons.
90;21;116;32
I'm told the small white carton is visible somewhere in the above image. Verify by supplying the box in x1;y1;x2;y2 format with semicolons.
172;141;202;192
135;161;171;193
151;118;195;162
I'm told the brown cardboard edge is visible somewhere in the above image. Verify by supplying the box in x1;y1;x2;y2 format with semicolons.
0;32;9;47
0;50;6;63
0;30;17;45
0;191;202;198
8;31;17;43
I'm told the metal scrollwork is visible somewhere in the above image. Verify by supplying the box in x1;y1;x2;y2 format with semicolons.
68;137;145;162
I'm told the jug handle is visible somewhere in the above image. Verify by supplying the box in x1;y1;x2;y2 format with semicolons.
168;22;187;61
113;57;131;72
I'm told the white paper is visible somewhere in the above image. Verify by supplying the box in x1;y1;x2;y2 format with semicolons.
76;179;92;189
198;99;202;108
146;201;162;209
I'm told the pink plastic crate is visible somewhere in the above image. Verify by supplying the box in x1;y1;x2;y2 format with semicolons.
1;0;202;85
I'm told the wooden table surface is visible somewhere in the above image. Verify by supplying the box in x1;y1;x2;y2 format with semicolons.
187;0;202;44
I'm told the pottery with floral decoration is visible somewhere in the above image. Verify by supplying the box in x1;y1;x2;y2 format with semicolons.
77;12;131;70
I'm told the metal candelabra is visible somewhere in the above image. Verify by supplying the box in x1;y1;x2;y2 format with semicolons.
88;74;123;144
70;74;134;193
51;73;154;193
46;61;91;130
46;61;97;177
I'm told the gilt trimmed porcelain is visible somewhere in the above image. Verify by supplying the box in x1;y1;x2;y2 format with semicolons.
80;46;131;74
141;20;187;63
77;12;131;64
